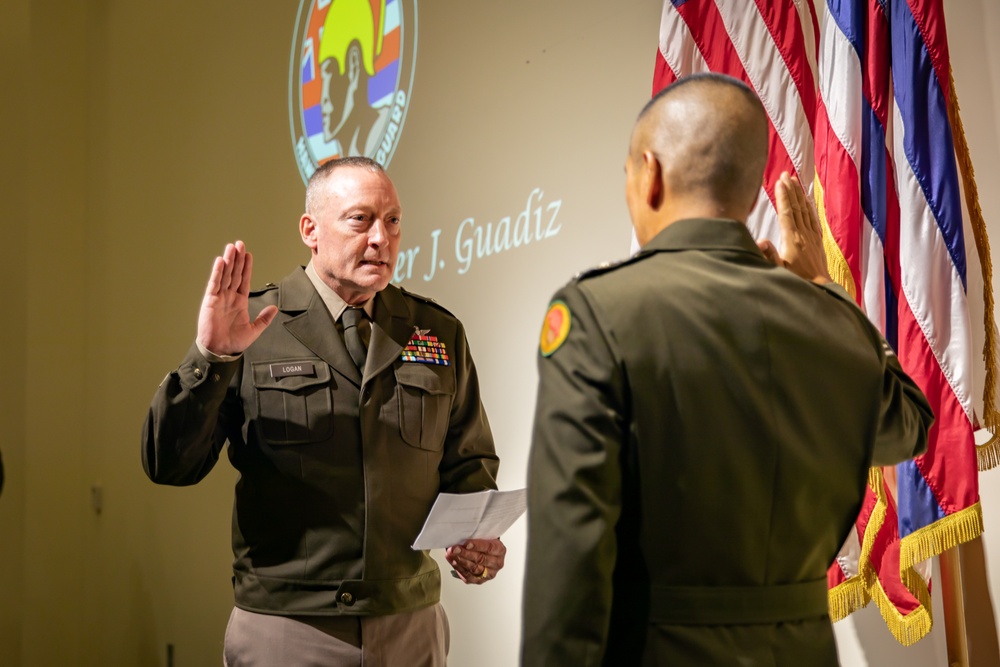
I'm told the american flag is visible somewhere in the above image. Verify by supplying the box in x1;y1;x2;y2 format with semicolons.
653;0;995;644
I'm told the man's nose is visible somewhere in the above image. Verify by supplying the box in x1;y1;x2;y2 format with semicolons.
369;220;387;246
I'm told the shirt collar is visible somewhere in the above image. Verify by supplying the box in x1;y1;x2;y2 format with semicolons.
642;218;763;256
305;261;375;321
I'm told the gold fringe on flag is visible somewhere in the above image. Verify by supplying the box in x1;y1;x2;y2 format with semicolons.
863;468;938;645
829;578;871;623
899;501;984;571
813;177;858;302
859;467;888;592
828;468;885;621
867;467;931;644
948;68;1000;471
869;564;934;647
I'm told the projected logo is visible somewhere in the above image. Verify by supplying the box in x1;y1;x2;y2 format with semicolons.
289;0;417;183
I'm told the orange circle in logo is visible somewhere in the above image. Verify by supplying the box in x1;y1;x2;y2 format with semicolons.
540;301;571;357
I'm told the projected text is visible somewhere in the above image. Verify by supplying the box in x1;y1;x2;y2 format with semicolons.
394;187;563;284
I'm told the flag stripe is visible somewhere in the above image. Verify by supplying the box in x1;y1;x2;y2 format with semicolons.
672;1;799;234
655;1;778;242
656;1;711;87
816;10;864;299
717;0;815;189
896;296;977;518
891;0;967;287
748;0;819;135
891;0;979;546
892;99;974;420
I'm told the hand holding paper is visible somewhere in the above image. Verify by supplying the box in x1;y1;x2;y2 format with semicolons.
446;538;506;585
411;488;526;550
411;488;525;586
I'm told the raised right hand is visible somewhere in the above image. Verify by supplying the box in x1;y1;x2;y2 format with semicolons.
757;172;833;285
196;240;278;356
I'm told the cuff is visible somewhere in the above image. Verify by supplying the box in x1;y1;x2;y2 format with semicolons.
196;339;243;362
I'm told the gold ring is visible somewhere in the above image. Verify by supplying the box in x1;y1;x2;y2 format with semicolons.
480;566;489;579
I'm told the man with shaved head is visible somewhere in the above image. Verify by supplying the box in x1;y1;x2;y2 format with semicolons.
521;74;933;665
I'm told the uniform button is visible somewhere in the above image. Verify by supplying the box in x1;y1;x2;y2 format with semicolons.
211;373;221;382
193;368;204;379
340;592;354;605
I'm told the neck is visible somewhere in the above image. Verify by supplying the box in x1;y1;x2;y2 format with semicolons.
639;197;748;245
332;285;374;308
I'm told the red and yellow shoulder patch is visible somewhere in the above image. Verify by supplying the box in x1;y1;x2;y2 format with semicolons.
540;301;571;357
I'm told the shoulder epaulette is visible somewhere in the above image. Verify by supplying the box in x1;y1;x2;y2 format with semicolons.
572;250;655;283
399;286;455;316
249;282;279;296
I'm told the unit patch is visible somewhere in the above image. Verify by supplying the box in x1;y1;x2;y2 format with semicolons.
540;301;571;357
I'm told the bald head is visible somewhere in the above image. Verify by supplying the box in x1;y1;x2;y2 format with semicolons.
628;74;768;230
306;156;387;214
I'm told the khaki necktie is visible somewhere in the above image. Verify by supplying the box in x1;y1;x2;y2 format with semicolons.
342;307;369;372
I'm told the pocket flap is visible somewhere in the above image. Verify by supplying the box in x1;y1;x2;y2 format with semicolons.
395;363;454;395
252;359;330;391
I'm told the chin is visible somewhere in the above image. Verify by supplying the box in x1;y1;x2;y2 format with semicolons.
357;268;392;291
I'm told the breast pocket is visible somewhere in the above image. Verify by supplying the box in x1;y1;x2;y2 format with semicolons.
395;363;455;452
252;359;333;445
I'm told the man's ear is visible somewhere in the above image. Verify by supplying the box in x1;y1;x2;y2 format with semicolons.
641;150;663;210
300;214;319;250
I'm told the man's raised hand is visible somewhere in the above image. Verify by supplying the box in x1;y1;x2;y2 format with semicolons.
196;241;278;356
758;172;833;285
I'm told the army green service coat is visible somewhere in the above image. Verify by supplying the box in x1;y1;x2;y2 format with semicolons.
522;219;933;666
143;267;498;616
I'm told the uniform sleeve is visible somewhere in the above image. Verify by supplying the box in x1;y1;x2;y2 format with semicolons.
141;342;243;485
820;283;934;466
521;285;626;667
437;320;500;494
870;339;934;466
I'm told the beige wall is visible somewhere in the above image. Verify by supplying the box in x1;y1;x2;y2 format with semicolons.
1;1;999;666
945;2;1000;665
0;0;29;664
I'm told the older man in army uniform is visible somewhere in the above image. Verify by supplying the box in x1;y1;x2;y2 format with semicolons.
143;157;505;666
521;74;933;666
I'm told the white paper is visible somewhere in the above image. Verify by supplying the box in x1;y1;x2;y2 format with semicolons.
411;488;527;550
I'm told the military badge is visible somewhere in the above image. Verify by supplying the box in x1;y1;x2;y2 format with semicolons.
401;331;450;366
540;301;571;357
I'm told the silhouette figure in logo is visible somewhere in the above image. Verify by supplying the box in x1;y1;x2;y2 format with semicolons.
319;0;389;157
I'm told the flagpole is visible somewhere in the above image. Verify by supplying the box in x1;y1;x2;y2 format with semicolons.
940;539;1000;667
963;538;999;666
941;546;971;666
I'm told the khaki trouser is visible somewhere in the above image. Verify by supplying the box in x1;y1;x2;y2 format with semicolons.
223;603;450;667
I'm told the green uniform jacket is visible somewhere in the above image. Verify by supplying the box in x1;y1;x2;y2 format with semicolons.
143;267;498;616
522;219;933;666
